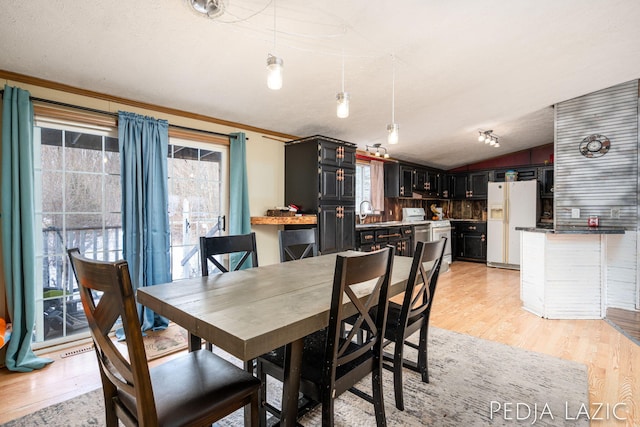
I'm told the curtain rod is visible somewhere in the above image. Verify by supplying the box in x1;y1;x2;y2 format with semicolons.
0;89;238;139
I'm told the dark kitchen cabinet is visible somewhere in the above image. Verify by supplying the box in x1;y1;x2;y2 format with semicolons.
356;225;413;257
452;221;487;262
319;204;355;254
384;162;414;197
450;172;488;199
285;135;356;254
538;166;554;198
386;162;447;198
320;165;356;201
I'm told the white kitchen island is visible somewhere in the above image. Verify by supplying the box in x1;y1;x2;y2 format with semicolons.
517;226;627;319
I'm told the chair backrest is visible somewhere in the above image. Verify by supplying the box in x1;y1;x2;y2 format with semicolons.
200;232;258;275
278;228;318;262
323;246;395;388
67;248;157;426
398;237;447;332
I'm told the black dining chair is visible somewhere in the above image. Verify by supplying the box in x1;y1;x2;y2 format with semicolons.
199;232;259;354
200;232;258;275
381;237;447;411
257;246;395;427
67;248;261;427
278;228;318;262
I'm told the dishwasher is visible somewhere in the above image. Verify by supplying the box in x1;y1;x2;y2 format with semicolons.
402;208;432;250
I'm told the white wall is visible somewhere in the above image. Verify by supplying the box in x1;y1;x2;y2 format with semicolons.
245;130;284;266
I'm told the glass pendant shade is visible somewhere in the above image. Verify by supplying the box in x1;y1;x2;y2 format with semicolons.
336;92;350;118
387;123;399;145
478;132;485;142
267;54;283;90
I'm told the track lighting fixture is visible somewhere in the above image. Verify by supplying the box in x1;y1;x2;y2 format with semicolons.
366;143;389;159
478;130;500;148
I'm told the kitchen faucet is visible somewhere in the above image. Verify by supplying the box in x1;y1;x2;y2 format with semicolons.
359;200;372;224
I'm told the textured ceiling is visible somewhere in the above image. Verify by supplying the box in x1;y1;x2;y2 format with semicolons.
1;0;639;169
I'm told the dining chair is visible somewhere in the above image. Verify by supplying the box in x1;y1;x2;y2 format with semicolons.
200;232;258;275
67;248;261;427
381;237;447;411
278;228;318;262
257;246;395;427
199;232;259;354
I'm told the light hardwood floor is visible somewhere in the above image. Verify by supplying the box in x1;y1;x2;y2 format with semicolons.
0;261;638;426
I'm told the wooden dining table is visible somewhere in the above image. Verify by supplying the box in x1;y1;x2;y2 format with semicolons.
137;251;413;427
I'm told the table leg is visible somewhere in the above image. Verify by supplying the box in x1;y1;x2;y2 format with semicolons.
188;332;202;352
281;338;304;427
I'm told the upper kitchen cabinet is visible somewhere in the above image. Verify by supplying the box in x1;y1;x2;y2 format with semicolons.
385;162;413;197
319;141;357;168
538;166;554;198
385;162;447;198
285;135;356;254
449;172;488;199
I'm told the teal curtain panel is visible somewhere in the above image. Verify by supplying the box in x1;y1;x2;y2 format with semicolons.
118;111;170;331
1;85;53;371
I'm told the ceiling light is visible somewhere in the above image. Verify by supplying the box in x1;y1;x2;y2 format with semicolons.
336;92;350;118
478;129;501;148
267;0;283;90
336;53;349;118
188;0;227;18
267;54;283;90
387;123;399;145
366;143;390;159
387;55;399;145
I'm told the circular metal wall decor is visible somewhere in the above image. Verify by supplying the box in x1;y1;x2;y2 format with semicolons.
579;134;610;158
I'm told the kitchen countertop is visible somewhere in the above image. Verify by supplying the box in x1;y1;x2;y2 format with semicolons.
516;226;626;234
449;219;487;223
356;220;435;229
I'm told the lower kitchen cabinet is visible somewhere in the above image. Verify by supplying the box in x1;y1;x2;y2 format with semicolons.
452;221;487;262
319;204;355;254
356;225;413;256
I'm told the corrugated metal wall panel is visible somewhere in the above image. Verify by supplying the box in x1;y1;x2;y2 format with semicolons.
555;80;638;228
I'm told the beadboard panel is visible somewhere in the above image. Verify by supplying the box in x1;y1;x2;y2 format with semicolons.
605;232;638;310
555;80;638;228
544;234;602;318
520;231;545;316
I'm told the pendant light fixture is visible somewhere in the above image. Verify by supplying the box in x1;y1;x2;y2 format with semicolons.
387;55;399;144
266;0;283;90
336;52;350;118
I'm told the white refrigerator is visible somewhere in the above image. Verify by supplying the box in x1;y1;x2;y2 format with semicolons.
487;180;538;269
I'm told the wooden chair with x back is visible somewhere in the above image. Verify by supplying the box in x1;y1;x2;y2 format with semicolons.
67;248;261;427
278;228;318;262
382;237;447;411
200;232;258;275
257;246;395;427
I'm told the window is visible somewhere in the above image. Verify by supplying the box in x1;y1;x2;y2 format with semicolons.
34;124;121;345
33;120;229;346
355;162;372;214
167;139;227;280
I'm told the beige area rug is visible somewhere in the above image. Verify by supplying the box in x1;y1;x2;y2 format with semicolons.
112;322;188;361
1;328;590;426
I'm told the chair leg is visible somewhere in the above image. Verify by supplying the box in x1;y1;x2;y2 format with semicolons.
372;365;388;426
257;362;268;427
393;340;405;411
418;324;429;383
321;389;335;427
250;390;260;427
